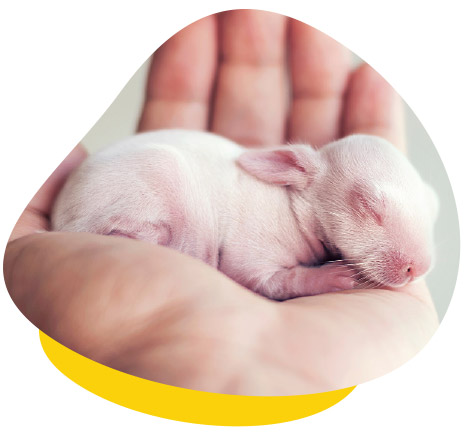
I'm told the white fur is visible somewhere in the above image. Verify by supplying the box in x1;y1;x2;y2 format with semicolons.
52;130;438;299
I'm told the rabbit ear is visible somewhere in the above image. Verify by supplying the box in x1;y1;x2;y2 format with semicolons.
424;182;440;223
237;145;320;190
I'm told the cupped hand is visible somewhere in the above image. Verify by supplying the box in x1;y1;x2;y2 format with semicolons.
4;10;438;395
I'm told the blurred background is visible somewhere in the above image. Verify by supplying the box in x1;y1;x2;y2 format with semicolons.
81;53;459;322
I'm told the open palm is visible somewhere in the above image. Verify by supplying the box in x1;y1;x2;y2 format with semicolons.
4;11;438;395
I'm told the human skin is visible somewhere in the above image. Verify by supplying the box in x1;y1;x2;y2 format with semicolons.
4;11;438;395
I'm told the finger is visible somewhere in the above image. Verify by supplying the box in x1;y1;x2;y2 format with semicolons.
211;10;287;147
287;20;351;148
10;144;87;240
3;232;261;363
4;233;175;358
342;63;406;152
138;15;217;132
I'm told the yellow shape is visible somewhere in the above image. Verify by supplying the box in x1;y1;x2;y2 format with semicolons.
40;331;355;426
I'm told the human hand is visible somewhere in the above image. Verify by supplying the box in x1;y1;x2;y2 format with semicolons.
4;10;438;395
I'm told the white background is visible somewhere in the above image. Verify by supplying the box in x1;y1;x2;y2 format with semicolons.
1;1;463;433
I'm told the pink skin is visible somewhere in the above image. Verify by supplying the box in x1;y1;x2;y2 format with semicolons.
52;130;438;301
